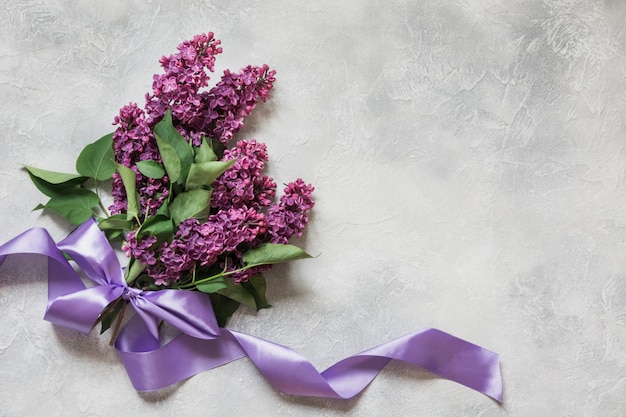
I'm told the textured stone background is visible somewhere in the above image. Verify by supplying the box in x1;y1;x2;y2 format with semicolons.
1;1;626;416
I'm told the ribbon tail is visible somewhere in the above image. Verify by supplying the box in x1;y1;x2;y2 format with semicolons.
226;329;349;397
322;328;502;401
113;326;501;401
115;318;246;391
228;328;501;401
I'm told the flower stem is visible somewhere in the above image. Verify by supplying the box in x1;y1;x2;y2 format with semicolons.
95;181;111;217
109;302;127;347
178;263;261;290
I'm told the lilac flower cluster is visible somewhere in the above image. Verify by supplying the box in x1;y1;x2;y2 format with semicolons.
122;231;158;266
113;33;313;288
221;179;315;284
123;139;315;286
110;33;276;216
146;206;267;286
144;35;275;147
145;33;222;144
265;179;316;244
110;103;169;215
211;139;277;210
205;65;276;145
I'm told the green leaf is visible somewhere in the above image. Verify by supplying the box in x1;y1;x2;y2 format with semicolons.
104;229;123;240
23;165;85;184
98;214;133;231
242;274;271;310
155;135;181;183
209;293;241;327
196;276;228;293
242;243;312;267
136;160;165;179
194;137;218;163
217;278;257;310
75;133;116;181
136;214;173;245
135;274;161;291
154;110;194;183
155;199;169;217
35;188;100;224
99;299;124;334
185;159;236;190
26;171;86;198
115;163;139;221
126;257;147;283
169;188;212;225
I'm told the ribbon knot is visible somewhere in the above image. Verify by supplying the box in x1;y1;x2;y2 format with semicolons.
122;286;142;301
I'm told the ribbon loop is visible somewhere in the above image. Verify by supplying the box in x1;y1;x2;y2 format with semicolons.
57;218;125;287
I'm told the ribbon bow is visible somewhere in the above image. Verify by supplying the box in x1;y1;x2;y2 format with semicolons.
1;219;219;341
0;220;503;402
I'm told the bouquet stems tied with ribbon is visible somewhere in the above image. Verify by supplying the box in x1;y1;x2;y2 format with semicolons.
0;33;503;402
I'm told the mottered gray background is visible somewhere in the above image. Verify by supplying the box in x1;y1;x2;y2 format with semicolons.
1;1;626;416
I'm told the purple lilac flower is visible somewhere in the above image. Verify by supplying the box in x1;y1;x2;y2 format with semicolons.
110;103;170;215
218;179;315;283
111;33;223;215
110;33;276;217
111;33;312;289
202;65;276;145
122;231;158;266
145;34;275;147
265;179;315;244
147;207;267;286
145;32;223;141
211;139;277;210
140;174;313;286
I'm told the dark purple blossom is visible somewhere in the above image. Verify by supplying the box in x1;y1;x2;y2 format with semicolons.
146;32;223;138
202;65;276;144
265;179;315;244
109;103;170;216
211;139;277;211
122;231;158;266
110;34;276;217
146;207;267;285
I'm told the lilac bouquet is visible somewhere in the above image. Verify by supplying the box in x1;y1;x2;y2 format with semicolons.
25;33;314;331
1;33;503;400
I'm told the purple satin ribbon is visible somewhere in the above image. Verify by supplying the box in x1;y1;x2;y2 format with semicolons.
0;219;502;402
